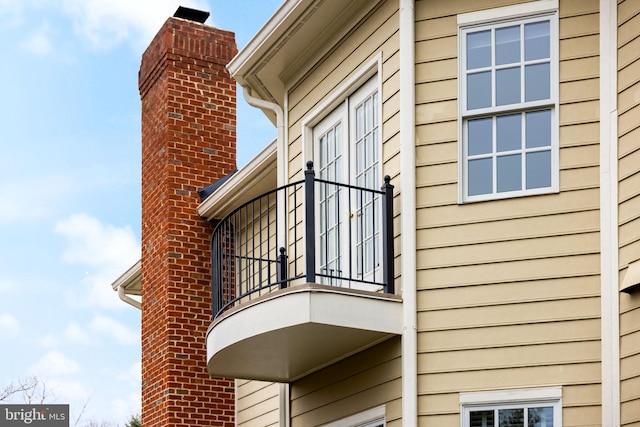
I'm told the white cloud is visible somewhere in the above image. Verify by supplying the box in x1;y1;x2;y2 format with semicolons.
63;322;91;345
117;361;141;384
41;333;58;348
55;213;139;269
55;213;140;309
29;350;80;377
89;314;138;345
0;0;25;29
45;378;90;407
61;0;208;50
0;313;19;335
20;23;54;55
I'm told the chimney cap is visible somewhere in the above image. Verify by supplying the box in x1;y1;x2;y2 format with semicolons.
173;6;210;23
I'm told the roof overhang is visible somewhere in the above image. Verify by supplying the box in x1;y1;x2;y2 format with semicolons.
227;0;383;121
198;139;277;220
111;260;141;296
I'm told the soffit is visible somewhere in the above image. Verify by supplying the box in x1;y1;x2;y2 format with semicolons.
228;0;382;118
111;260;141;296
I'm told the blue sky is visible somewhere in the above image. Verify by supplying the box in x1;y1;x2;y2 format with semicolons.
0;0;279;424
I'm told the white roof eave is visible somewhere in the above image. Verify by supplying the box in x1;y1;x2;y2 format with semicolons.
110;259;141;295
197;139;278;221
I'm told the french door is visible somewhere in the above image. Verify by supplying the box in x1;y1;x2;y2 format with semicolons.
313;77;381;289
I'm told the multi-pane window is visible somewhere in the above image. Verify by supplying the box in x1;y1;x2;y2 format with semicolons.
317;117;344;283
313;76;381;288
468;406;555;427
353;90;380;281
460;13;558;202
460;387;562;427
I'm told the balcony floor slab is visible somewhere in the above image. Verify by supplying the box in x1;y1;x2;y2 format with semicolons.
206;284;402;382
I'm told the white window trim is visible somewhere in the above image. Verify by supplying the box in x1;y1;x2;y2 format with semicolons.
460;386;562;427
457;0;558;27
320;405;385;427
457;2;559;203
299;55;384;290
301;53;382;164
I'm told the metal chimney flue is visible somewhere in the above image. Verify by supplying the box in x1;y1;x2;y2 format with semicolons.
173;6;210;23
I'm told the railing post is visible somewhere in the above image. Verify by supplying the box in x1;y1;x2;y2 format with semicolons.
277;247;288;289
211;231;221;317
381;176;394;294
305;161;316;283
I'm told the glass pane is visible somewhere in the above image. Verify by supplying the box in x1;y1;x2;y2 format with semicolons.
526;150;551;189
496;67;520;106
496;25;520;65
467;30;491;69
470;410;495;427
468;117;493;155
525;63;550;102
498;408;524;427
468;72;492;110
497;154;521;192
525;21;550;61
528;407;554;427
468;158;493;196
356;105;364;139
497;114;521;152
526;110;551;148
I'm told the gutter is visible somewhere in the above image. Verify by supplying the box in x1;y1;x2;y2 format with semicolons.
399;1;417;426
241;87;285;186
111;259;142;311
118;285;142;310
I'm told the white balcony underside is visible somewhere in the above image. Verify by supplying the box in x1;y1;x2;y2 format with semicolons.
206;284;402;382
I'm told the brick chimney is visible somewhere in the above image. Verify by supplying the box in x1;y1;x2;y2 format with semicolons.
138;9;237;427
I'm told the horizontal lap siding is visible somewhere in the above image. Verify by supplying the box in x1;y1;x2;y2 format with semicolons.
285;1;402;425
618;1;640;425
236;380;279;427
415;0;601;425
290;338;402;427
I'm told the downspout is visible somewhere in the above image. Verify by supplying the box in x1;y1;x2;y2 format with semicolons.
399;1;417;426
599;0;619;426
241;85;290;427
242;87;285;188
117;286;141;310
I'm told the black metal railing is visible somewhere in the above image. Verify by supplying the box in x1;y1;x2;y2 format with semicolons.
211;161;394;319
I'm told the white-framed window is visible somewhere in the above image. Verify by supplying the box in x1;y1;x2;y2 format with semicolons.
458;2;559;203
306;68;383;290
320;406;385;427
460;387;562;427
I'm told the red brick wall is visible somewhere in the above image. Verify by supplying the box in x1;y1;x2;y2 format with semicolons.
138;16;237;427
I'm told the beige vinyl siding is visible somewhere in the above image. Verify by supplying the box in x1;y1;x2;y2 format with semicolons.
236;380;279;427
415;0;601;425
290;338;402;427
283;0;402;425
618;0;640;425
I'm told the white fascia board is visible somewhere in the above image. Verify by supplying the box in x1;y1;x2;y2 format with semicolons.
197;139;277;220
111;259;141;293
227;0;303;81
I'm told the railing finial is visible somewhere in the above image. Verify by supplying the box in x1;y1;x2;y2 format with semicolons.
306;160;314;170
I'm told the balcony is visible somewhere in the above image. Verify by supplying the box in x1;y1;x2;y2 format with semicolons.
205;162;402;382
